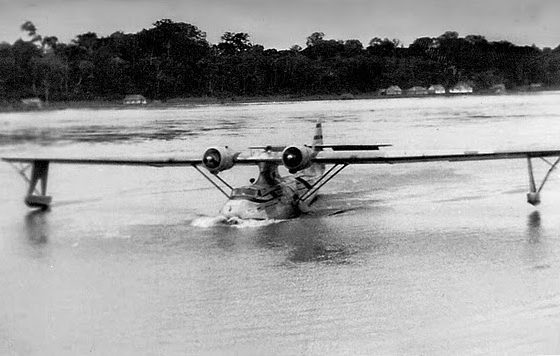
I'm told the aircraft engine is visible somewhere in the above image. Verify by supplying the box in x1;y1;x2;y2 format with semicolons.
282;145;314;174
202;147;238;174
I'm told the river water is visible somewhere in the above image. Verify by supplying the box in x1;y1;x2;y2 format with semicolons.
1;93;560;355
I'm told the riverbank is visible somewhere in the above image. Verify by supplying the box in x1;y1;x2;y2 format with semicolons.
1;87;558;113
0;94;358;112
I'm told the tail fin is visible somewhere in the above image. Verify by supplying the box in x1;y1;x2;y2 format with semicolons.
312;119;323;152
303;120;325;177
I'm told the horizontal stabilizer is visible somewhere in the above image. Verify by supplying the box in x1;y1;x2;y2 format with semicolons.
249;144;392;152
249;145;286;152
316;144;392;151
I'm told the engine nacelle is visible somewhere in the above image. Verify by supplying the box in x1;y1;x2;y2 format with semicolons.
202;147;238;174
282;145;314;174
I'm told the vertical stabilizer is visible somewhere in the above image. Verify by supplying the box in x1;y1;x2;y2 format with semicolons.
303;120;325;177
312;119;323;152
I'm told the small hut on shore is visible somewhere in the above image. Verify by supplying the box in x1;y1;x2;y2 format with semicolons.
385;85;402;95
490;84;506;94
529;83;543;91
123;94;147;105
449;82;473;94
21;98;43;109
406;86;428;95
428;84;446;95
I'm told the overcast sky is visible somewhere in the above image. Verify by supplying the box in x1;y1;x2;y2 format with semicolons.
1;0;559;49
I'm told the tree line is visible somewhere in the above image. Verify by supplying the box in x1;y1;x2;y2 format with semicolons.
1;19;560;103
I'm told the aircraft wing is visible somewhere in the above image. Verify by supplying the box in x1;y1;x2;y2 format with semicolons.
1;156;203;167
312;149;560;164
5;147;560;210
5;148;560;167
0;155;280;166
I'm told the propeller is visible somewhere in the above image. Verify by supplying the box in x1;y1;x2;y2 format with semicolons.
202;147;238;173
203;149;221;169
282;146;313;173
282;147;303;173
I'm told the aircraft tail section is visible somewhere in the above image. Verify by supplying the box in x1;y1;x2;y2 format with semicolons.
312;120;323;152
304;120;325;177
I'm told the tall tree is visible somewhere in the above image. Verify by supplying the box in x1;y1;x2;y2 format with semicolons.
218;32;252;55
306;32;325;47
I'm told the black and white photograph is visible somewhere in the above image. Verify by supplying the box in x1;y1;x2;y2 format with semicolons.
2;0;560;354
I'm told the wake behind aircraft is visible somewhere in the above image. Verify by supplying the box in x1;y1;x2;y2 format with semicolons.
3;120;560;220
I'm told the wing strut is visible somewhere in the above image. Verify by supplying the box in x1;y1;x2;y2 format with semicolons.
298;163;348;203
192;164;232;198
527;156;560;205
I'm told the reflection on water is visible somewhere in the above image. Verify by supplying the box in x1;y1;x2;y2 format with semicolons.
0;117;249;146
213;226;239;251
523;210;552;272
288;237;352;264
257;220;354;264
527;211;542;244
0;125;197;145
24;210;49;244
194;216;355;265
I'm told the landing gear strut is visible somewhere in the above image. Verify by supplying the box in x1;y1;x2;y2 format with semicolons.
297;163;348;204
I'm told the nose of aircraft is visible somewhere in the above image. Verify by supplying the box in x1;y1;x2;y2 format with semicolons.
220;199;267;220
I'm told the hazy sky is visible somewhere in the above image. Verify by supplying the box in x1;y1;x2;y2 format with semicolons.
1;0;559;49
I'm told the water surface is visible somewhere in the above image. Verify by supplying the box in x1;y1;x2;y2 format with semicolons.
2;93;560;355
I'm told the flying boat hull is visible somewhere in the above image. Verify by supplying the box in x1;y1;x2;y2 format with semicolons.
220;197;298;220
220;177;309;220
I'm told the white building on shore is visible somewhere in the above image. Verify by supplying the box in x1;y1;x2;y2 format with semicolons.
123;94;147;105
449;82;473;94
428;84;446;95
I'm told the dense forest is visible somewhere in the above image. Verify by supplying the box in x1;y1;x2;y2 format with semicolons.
1;19;560;103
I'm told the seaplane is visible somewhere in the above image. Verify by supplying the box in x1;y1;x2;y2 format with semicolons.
3;120;560;220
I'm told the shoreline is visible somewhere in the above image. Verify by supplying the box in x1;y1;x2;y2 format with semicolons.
1;88;558;113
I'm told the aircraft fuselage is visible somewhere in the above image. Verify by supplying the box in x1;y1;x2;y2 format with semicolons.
220;161;316;220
